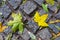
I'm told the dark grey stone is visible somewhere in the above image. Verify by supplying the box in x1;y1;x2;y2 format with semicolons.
22;28;30;40
56;23;60;27
0;0;2;4
27;20;39;33
57;0;60;3
0;34;3;40
46;13;52;22
38;9;46;15
18;38;24;40
56;23;60;31
4;27;11;34
48;3;58;12
20;1;37;14
34;0;44;6
23;16;27;21
8;0;22;9
12;35;18;40
1;4;11;19
0;16;3;22
49;24;59;33
36;28;52;40
55;11;60;19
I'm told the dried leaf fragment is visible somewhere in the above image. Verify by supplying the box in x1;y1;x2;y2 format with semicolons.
0;22;7;32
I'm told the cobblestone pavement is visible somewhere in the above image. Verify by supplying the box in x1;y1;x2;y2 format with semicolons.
0;0;60;40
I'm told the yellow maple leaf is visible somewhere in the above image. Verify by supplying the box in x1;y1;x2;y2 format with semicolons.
0;22;7;32
46;0;55;5
34;11;48;27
